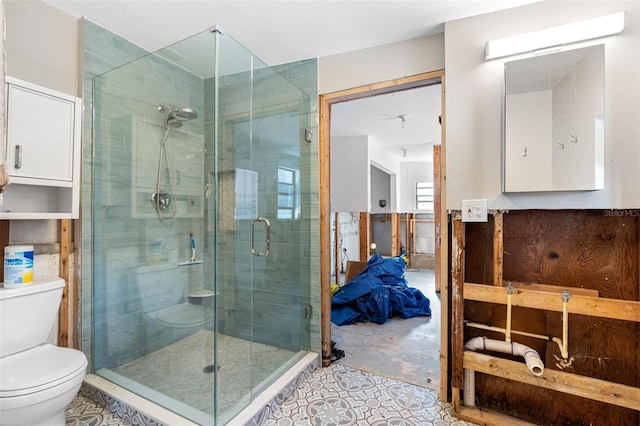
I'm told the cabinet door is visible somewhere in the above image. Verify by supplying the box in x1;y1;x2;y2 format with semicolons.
7;83;76;182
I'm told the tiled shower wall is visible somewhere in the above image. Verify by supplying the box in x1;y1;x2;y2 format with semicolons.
211;61;319;352
81;20;320;370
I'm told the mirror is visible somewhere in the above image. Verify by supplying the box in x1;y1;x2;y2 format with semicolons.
503;44;604;192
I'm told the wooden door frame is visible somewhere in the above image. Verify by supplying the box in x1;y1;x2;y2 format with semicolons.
319;70;449;401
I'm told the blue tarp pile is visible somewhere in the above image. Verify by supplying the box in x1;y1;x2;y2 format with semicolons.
331;253;431;326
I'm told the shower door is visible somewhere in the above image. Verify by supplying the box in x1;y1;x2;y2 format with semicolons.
213;32;312;422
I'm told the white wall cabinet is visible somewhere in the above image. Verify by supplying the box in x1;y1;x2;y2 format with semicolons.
1;77;81;219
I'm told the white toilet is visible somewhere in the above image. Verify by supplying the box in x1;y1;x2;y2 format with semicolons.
136;263;213;331
0;278;87;426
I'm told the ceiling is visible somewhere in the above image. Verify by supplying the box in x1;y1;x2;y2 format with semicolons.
44;0;541;162
331;84;442;162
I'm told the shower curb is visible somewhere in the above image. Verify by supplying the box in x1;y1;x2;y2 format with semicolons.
239;352;320;426
79;352;320;425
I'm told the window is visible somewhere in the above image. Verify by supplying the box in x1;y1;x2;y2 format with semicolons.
277;166;298;219
416;181;434;212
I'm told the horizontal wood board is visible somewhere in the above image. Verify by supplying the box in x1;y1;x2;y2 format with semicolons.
463;210;639;425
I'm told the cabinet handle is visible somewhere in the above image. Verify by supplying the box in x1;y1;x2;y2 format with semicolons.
15;145;22;169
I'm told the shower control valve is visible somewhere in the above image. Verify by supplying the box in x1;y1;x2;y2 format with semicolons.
151;191;171;211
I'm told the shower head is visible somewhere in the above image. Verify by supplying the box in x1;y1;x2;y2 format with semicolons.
170;107;198;121
158;105;198;128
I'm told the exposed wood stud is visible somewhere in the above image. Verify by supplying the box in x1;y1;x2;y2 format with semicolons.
434;145;442;293
320;94;332;367
493;211;503;286
456;406;537;426
359;212;370;261
465;282;640;322
58;219;71;348
465;351;640;411
391;213;400;256
451;217;465;389
405;213;412;265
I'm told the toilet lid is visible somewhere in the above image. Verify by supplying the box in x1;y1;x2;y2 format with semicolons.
0;344;87;396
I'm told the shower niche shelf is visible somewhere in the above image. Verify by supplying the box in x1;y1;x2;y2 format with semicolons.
1;77;81;219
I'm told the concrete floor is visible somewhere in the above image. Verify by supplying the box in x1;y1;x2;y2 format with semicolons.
331;268;441;391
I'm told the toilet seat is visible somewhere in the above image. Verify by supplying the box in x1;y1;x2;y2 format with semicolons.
148;302;213;329
0;344;87;397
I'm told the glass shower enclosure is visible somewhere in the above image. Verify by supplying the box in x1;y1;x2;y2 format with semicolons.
91;28;313;424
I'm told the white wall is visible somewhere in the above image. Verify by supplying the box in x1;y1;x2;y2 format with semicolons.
331;136;369;212
5;0;79;96
319;34;444;94
400;161;433;212
445;1;640;210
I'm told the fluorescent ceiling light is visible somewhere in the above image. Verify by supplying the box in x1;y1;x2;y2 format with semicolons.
485;11;626;60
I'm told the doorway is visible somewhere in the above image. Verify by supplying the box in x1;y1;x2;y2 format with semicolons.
319;71;448;400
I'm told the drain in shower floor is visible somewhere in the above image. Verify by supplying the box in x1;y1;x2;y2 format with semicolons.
203;365;220;373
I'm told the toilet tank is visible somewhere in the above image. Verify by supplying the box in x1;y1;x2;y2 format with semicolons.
136;263;187;312
0;277;65;358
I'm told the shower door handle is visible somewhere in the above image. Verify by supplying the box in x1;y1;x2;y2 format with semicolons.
251;217;271;257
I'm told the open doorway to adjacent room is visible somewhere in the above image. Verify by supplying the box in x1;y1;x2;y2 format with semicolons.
320;72;447;395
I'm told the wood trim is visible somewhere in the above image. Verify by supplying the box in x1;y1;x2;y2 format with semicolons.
437;74;448;402
455;406;538;426
464;351;640;411
58;219;71;348
320;94;332;367
321;71;444;103
492;211;503;286
451;218;465;389
465;282;640;322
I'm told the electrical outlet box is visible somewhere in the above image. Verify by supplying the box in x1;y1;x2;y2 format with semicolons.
462;199;488;222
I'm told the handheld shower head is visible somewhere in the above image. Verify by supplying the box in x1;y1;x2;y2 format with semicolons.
172;107;198;120
165;107;198;128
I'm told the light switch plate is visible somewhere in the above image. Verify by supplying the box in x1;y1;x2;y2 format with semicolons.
462;199;488;222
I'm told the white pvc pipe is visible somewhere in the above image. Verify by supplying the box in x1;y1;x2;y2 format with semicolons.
465;321;568;359
463;337;545;407
505;292;512;343
464;336;545;377
562;298;569;358
463;369;476;407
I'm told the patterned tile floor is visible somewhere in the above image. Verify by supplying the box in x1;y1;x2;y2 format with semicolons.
66;393;134;425
66;364;474;425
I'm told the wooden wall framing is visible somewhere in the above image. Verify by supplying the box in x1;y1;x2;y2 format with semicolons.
1;219;78;349
451;210;640;425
